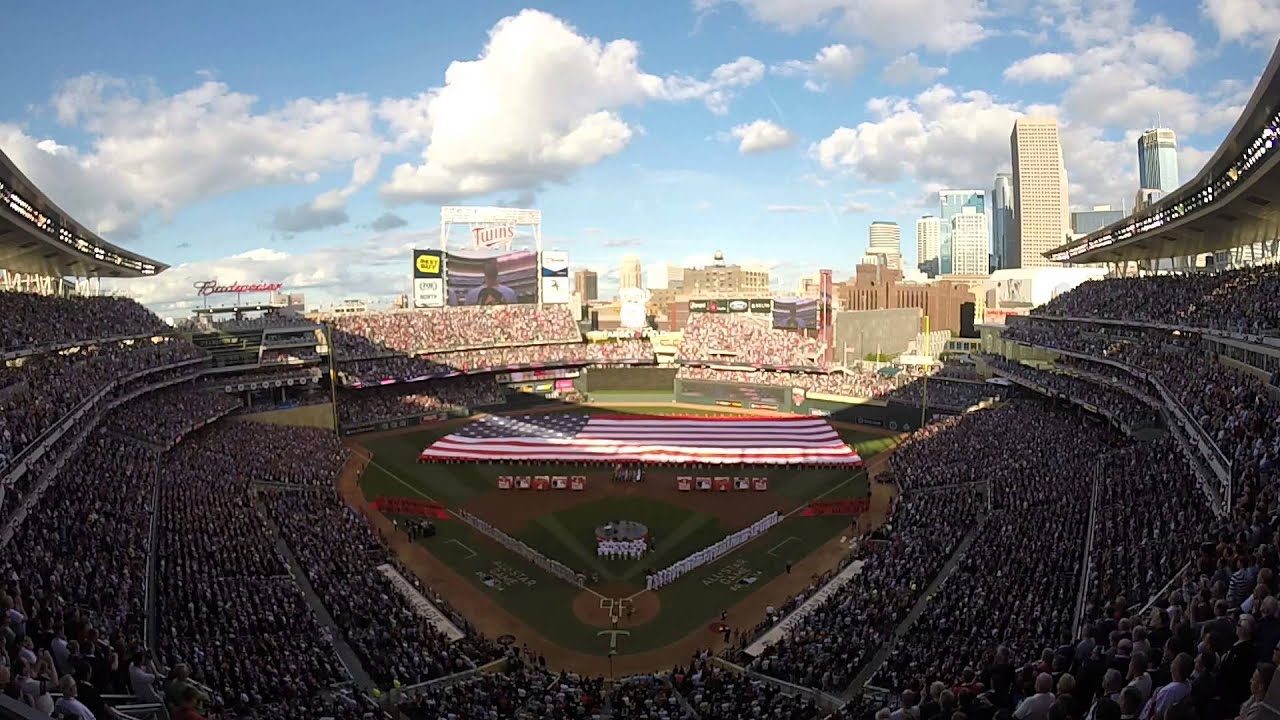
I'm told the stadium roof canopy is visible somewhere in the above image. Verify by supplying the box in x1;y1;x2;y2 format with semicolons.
0;149;167;279
1048;39;1280;265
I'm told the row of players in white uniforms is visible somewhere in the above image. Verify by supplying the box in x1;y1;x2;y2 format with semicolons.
645;511;781;590
597;539;647;559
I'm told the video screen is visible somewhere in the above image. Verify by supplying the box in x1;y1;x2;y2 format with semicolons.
772;298;819;329
445;249;538;306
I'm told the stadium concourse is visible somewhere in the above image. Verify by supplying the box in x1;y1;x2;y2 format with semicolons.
0;265;1277;720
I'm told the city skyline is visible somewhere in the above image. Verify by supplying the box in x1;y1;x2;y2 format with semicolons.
0;2;1267;311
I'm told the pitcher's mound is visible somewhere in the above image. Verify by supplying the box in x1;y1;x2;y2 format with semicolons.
572;584;661;628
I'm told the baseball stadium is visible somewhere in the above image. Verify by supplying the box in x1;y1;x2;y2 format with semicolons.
3;9;1280;720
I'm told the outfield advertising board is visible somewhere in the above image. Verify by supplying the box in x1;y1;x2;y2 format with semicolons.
412;249;445;308
540;250;570;304
688;298;772;314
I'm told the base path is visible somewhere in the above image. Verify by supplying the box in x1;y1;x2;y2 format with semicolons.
338;418;900;675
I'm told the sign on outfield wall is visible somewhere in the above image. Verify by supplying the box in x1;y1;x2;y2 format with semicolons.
412;249;445;308
540;250;570;304
688;298;771;314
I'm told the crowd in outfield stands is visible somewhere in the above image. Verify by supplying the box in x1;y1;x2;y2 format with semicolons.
330;305;580;358
337;376;505;425
0;339;206;469
259;348;321;364
0;293;167;353
679;314;825;368
1034;264;1280;336
676;366;903;398
675;366;995;409
337;340;654;385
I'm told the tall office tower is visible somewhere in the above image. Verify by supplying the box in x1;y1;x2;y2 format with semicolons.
938;190;986;274
573;269;598;302
1138;128;1180;193
867;221;903;269
1010;117;1070;268
949;207;990;275
916;216;941;275
992;173;1014;270
619;253;642;290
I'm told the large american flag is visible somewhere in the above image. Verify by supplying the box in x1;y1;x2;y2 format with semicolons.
418;413;862;465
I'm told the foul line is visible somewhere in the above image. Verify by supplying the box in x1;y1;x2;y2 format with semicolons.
364;458;607;600
446;539;478;559
767;537;799;557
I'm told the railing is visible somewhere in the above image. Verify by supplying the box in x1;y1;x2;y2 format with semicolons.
1011;340;1231;514
0;331;172;362
1074;455;1105;639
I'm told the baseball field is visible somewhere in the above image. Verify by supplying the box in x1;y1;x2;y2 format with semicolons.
342;403;898;676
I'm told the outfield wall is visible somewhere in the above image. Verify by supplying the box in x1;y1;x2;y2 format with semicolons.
236;403;337;430
674;378;956;433
579;367;677;393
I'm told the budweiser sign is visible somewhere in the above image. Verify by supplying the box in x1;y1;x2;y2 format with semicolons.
194;280;284;297
471;225;515;248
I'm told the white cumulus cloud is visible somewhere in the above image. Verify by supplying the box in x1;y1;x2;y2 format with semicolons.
731;120;797;154
773;44;866;92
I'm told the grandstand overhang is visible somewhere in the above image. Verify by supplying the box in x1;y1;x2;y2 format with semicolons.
0;149;167;279
1046;40;1280;265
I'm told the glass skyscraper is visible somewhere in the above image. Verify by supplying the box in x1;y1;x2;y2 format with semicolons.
992;173;1013;271
938;190;986;274
1137;128;1180;193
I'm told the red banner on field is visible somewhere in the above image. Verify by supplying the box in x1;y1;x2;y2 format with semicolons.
798;498;870;517
371;496;450;519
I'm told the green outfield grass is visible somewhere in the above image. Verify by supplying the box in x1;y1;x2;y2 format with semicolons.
356;404;882;656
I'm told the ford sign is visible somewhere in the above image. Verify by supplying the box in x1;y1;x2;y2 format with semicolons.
729;300;748;312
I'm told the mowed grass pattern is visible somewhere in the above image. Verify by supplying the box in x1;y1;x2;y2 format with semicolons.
356;405;883;655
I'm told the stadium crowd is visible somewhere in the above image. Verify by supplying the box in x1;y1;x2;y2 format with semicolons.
262;491;501;687
1034;264;1280;336
745;489;985;692
679;315;825;368
396;651;603;719
884;379;999;411
330;305;581;358
982;354;1160;430
0;293;167;354
0;339;206;471
676;366;904;399
676;652;824;719
337;376;505;426
106;385;242;448
337;340;653;386
1003;318;1280;505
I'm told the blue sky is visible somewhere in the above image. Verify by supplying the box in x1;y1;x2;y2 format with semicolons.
0;0;1275;313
